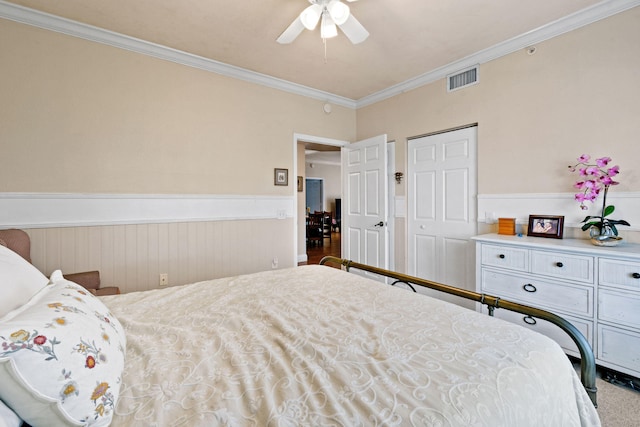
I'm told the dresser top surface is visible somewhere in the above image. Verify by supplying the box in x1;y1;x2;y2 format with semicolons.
473;233;640;259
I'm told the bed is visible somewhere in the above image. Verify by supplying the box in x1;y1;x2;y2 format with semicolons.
0;244;600;426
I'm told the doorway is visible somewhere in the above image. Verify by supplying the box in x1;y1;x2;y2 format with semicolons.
292;134;395;268
293;135;346;265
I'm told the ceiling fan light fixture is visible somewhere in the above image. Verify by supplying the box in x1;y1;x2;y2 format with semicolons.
300;4;322;30
320;11;338;39
277;0;367;46
327;1;350;25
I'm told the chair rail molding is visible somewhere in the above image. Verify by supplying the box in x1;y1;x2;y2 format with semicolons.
477;192;640;231
0;193;294;228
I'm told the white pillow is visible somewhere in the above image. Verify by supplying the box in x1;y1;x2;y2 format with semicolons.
0;276;126;427
0;399;21;427
0;244;50;318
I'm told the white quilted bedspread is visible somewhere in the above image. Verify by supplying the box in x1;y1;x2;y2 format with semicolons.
101;265;600;427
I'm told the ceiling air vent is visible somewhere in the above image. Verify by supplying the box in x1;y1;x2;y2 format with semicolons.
447;66;479;92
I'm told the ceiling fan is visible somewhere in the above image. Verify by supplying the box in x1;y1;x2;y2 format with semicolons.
277;0;369;45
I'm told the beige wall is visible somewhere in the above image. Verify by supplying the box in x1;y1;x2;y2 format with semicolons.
1;19;356;195
2;8;640;287
357;8;640;196
0;18;355;288
357;8;640;271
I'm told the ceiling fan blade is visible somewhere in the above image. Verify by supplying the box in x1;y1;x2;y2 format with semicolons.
337;14;369;44
276;17;305;44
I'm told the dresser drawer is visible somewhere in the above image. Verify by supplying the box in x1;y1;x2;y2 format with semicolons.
481;270;593;317
481;244;528;272
530;250;594;284
598;288;640;329
494;309;592;357
598;325;640;376
599;258;640;290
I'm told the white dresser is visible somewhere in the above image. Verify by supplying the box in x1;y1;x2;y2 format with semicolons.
473;233;640;378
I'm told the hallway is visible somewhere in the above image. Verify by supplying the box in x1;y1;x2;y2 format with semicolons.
300;231;341;265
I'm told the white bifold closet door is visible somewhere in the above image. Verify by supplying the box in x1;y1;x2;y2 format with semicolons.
407;126;477;303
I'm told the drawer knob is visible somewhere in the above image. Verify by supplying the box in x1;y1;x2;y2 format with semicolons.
523;283;537;293
632;273;640;279
555;262;564;268
523;316;537;325
498;254;505;259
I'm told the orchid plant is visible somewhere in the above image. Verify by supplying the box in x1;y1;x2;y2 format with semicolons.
568;154;630;236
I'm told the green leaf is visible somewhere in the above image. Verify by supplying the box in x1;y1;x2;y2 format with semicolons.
608;219;630;226
603;205;615;217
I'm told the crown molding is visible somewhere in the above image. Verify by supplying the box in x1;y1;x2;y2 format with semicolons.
0;0;357;109
1;0;637;110
356;0;640;108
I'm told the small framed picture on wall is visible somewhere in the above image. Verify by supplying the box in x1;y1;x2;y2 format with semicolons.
274;168;288;186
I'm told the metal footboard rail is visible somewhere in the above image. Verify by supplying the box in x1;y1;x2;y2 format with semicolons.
319;256;597;407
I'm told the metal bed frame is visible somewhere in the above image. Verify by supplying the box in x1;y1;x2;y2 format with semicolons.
319;256;598;407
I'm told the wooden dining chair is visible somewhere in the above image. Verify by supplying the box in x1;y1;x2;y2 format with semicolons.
306;213;324;247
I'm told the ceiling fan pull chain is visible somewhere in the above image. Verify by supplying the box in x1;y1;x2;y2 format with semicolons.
324;38;328;63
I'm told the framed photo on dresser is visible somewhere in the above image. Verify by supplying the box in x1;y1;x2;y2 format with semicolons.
527;215;564;239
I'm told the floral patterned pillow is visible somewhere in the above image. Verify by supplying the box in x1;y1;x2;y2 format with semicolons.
0;273;126;427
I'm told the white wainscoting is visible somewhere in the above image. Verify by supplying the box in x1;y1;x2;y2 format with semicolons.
478;192;640;231
394;192;639;229
1;193;295;293
24;220;293;294
0;193;293;228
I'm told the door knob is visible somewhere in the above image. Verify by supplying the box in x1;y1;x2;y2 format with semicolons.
373;221;384;227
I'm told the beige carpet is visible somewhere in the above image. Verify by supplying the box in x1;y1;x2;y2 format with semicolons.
596;375;640;427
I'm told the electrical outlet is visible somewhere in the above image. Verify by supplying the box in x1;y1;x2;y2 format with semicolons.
485;211;497;224
159;273;168;287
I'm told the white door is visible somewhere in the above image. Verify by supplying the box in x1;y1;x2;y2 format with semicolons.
408;126;477;301
342;135;388;272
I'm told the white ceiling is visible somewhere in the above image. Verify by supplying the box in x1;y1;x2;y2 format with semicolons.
2;0;636;106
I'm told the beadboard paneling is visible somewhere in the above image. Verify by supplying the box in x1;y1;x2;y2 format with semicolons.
25;219;293;294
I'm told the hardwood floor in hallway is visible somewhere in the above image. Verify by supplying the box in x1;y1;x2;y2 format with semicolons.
300;231;341;265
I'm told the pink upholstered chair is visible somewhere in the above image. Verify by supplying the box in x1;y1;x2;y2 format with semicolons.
0;228;120;296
